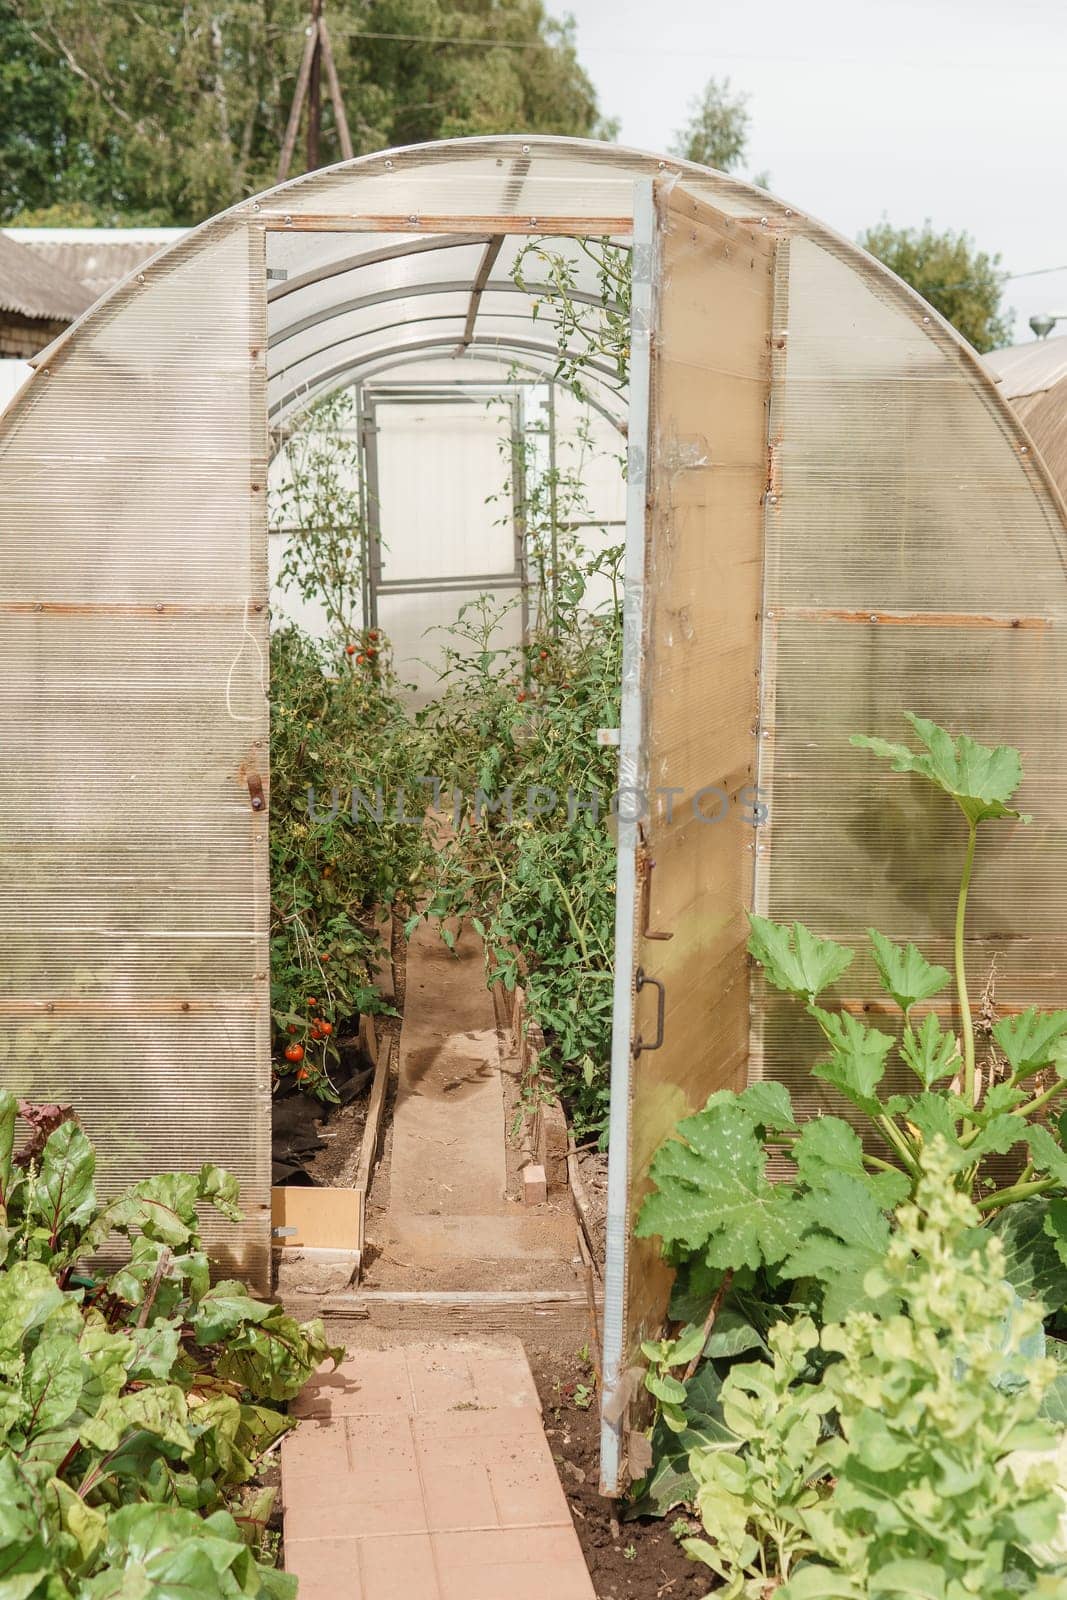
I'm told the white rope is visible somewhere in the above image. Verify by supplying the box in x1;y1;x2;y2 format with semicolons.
225;597;266;723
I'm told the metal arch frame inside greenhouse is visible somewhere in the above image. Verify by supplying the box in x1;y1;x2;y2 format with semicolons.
3;134;1067;1499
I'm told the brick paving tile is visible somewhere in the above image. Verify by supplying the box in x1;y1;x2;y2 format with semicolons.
284;1538;365;1600
283;1339;595;1600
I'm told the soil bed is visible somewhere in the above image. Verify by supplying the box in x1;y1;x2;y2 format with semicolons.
529;1348;708;1600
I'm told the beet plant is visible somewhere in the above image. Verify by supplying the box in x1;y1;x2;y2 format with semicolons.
0;1093;339;1597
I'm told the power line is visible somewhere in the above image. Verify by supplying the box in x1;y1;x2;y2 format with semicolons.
1006;264;1067;281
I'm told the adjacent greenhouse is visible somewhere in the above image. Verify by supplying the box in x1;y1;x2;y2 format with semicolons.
1;136;1066;1495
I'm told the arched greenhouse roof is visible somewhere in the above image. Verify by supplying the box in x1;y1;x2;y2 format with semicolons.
11;132;1057;472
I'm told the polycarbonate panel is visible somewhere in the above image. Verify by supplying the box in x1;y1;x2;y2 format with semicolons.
602;181;774;1488
0;222;271;1286
273;292;474;376
373;399;514;581
376;584;522;703
752;231;1067;1136
261;138;788;230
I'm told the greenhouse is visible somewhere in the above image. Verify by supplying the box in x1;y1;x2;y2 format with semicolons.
3;132;1067;1529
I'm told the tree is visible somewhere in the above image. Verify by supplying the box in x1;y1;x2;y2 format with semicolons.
1;0;611;225
859;219;1012;353
671;76;750;173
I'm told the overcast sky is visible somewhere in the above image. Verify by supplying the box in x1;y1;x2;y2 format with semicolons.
562;0;1067;346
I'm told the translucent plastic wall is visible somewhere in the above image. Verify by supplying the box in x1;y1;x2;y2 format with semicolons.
603;171;1067;1489
0;223;272;1285
755;232;1067;1126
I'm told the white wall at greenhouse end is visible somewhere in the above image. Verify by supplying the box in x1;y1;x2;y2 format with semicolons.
268;369;626;694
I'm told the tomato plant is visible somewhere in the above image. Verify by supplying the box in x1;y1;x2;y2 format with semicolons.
268;626;432;1098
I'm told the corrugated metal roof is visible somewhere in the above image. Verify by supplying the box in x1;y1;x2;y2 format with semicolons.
5;228;185;304
986;335;1067;401
0;231;94;322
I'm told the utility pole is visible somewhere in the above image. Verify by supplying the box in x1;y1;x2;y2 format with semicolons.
278;0;354;183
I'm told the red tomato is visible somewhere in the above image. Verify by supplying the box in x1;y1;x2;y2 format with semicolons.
284;1043;304;1063
345;643;357;656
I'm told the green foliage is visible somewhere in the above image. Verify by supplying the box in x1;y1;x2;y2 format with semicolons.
682;1317;835;1594
782;1142;1062;1599
670;76;751;173
273;391;366;646
636;1082;907;1318
0;1094;338;1598
654;1144;1066;1599
513;237;631;399
1;0;609;224
859;219;1013;353
631;713;1067;1590
851;712;1029;826
416;541;622;1135
269;625;430;1097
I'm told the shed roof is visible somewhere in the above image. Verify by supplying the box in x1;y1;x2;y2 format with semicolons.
987;335;1067;402
5;228;186;304
0;231;94;323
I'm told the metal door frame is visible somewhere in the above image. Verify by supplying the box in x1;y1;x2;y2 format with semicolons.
359;387;529;638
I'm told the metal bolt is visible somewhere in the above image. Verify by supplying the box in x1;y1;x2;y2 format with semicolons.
385;159;393;168
767;493;778;504
284;215;292;227
255;834;263;842
33;603;42;612
41;368;50;377
253;202;261;212
1021;444;1030;454
522;143;530;154
760;216;768;226
155;603;164;613
869;613;878;622
762;729;771;739
137;273;145;283
756;843;765;854
785;208;793;217
181;1001;190;1012
766;610;775;620
922;315;930;324
529;217;538;226
46;1002;54;1013
408;214;418;223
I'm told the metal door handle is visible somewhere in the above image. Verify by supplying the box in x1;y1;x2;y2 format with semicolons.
633;968;665;1056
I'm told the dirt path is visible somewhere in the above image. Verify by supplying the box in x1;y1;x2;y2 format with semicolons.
365;917;578;1294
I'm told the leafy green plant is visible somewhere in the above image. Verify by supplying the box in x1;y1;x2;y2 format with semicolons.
780;1140;1064;1600
681;1316;835;1595
269;626;431;1097
416;543;623;1134
656;1142;1067;1599
0;1092;339;1597
638;716;1067;1342
272;390;367;649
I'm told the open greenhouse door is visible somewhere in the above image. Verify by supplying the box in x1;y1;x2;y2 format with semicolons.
600;178;776;1491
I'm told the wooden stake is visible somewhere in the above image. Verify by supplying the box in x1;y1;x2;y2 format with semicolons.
318;14;354;161
277;18;318;183
306;0;323;172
